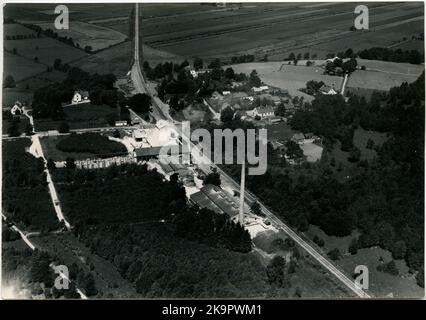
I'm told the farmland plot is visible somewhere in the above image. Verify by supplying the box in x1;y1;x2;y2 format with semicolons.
231;62;343;101
36;21;127;51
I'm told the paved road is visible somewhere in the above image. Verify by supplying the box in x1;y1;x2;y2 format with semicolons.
130;3;371;299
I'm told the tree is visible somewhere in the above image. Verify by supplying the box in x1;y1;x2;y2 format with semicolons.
377;260;398;276
347;147;361;162
224;67;235;80
304;52;310;60
285;140;304;159
266;256;287;287
348;238;359;255
249;70;261;87
328;248;341;260
128;93;152;114
25;123;33;136
34;56;39;63
47;158;56;170
220;106;234;123
204;171;221;187
250;202;262;216
392;240;407;260
66;157;76;169
7;119;20;137
193;57;203;70
58;122;69;133
53;58;62;70
275;103;286;117
3;75;16;88
12;48;17;55
287;53;296;61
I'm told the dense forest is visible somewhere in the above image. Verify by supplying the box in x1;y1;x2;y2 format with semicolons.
2;139;59;231
76;222;287;298
54;164;252;253
47;163;294;297
226;74;425;286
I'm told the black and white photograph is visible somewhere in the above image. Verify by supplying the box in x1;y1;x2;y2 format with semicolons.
0;0;424;306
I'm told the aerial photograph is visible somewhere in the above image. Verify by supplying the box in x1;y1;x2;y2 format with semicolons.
1;1;424;303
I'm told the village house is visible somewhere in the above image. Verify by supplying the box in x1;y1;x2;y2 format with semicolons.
10;101;23;115
251;85;269;94
115;120;128;127
71;90;90;105
318;84;337;95
247;106;275;119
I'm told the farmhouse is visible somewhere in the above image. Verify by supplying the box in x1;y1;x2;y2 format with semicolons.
248;106;275;119
71;90;90;105
115;120;127;127
252;86;269;94
319;84;337;95
10;101;22;115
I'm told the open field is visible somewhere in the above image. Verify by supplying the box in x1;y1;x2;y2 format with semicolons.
70;41;132;76
347;59;424;92
3;52;45;82
305;225;424;298
5;3;423;62
139;2;423;61
2;88;34;107
36;21;128;51
4;37;88;69
3;23;37;38
231;62;342;101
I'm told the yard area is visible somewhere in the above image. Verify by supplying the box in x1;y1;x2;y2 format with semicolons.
231;62;342;101
34;104;117;131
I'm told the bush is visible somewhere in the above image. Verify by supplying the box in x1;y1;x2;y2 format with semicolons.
377;260;399;276
327;248;341;261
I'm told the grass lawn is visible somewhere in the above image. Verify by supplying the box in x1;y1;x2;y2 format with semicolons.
347;59;424;92
34;104;117;131
40;133;127;161
40;135;95;161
